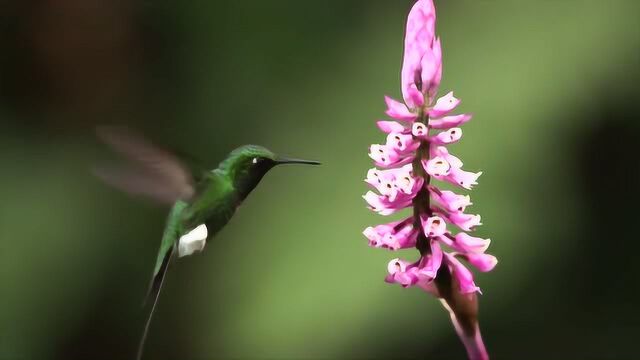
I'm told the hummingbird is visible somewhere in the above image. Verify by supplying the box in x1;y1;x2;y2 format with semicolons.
94;127;320;360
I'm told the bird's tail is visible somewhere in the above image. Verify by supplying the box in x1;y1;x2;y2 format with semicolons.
137;246;174;360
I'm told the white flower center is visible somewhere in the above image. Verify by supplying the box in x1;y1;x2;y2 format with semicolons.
425;156;451;177
412;122;427;137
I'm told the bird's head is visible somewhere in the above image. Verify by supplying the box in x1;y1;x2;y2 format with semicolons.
220;145;320;198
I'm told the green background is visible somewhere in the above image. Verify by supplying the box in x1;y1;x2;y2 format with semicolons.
1;0;639;358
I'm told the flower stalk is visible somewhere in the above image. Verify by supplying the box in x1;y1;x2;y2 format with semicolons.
363;1;494;359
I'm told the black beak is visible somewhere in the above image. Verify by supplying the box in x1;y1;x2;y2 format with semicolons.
275;157;321;166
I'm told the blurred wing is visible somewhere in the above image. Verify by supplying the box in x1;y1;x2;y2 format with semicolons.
95;126;196;204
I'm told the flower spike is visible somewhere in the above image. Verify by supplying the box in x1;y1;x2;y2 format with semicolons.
362;1;494;359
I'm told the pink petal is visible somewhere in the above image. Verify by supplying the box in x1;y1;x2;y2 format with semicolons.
429;92;461;118
428;37;442;99
431;146;463;168
387;258;411;275
447;168;482;190
363;191;396;216
420;49;439;94
402;0;436;107
406;85;425;108
435;233;456;248
381;225;419;250
364;168;385;189
445;253;481;294
385;258;420;287
421;215;447;237
418;239;443;278
365;217;418;251
376;121;406;134
386;132;419;154
435;233;488;255
429;113;472;129
430;128;463;145
365;165;423;198
369;144;414;169
394;164;424;196
395;271;421;287
454;233;491;253
364;218;414;247
448;212;482;232
363;191;387;213
412;122;429;138
438;190;472;213
363;191;413;216
364;168;396;198
464;253;498;272
422;156;452;178
385;96;418;121
368;144;400;167
363;227;383;246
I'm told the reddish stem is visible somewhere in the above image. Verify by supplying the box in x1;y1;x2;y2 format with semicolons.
414;112;489;360
441;299;489;360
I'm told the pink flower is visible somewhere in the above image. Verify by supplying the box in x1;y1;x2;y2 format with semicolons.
444;253;482;294
453;233;491;253
446;212;482;232
368;144;401;168
365;164;424;199
421;215;447;237
430;128;463;145
363;217;418;251
448;167;483;190
420;239;444;278
431;146;463;168
429;187;472;213
429;92;461;118
377;120;406;134
412;122;429;138
386;132;420;154
363;1;494;358
463;253;498;272
385;258;422;287
364;0;493;294
363;191;412;215
401;0;439;106
393;164;425;196
385;97;418;121
423;147;482;189
423;156;451;178
429;114;473;129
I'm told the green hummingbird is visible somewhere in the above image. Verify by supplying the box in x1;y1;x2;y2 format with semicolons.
95;127;320;360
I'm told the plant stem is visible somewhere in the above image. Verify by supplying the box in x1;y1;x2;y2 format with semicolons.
412;114;432;256
413;112;489;360
441;299;489;360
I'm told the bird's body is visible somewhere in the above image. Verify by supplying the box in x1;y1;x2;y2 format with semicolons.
94;129;319;360
151;169;236;279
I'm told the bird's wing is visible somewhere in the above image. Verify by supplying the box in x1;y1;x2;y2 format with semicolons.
94;126;197;204
151;201;190;278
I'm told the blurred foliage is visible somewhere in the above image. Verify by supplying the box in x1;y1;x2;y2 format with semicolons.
1;0;639;359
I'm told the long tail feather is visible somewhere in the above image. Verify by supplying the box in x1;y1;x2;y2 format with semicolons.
137;246;174;360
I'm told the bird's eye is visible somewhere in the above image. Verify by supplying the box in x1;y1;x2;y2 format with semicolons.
252;158;259;164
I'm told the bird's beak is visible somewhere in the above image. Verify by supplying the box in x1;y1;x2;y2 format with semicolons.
275;157;321;166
